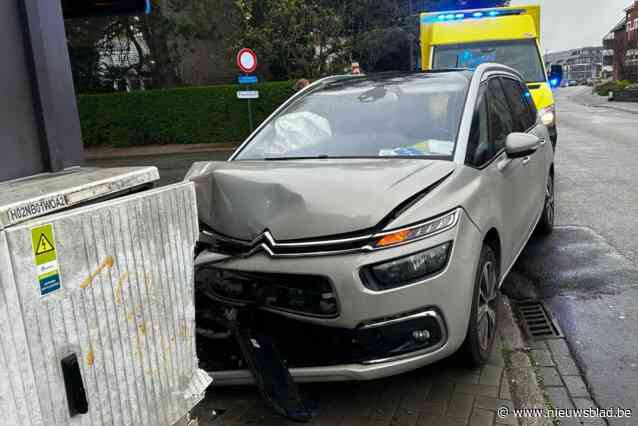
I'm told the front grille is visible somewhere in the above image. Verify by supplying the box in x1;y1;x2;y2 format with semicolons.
196;267;339;318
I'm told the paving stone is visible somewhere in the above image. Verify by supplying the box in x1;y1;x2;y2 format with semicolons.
537;367;563;387
562;376;589;398
469;408;495;426
580;419;606;426
455;383;499;398
390;408;420;426
499;374;512;400
446;393;474;420
527;340;548;349
479;365;503;387
555;418;583;426
554;356;580;376
334;416;387;426
417;415;468;426
419;401;448;416
571;397;597;410
489;339;506;367
474;396;499;411
427;381;454;402
509;351;532;368
530;349;554;367
399;377;433;413
546;387;575;410
447;369;481;385
547;339;572;358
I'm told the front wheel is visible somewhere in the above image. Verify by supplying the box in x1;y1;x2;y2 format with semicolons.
536;172;555;235
460;244;500;367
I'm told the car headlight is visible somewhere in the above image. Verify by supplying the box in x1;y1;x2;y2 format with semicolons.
539;105;556;126
362;242;453;291
371;209;460;249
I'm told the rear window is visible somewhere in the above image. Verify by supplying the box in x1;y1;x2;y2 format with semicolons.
433;39;546;83
233;74;469;161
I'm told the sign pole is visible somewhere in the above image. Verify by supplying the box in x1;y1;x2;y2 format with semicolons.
236;48;258;133
247;83;254;132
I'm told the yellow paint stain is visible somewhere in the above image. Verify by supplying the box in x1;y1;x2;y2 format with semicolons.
138;322;147;336
179;321;188;338
115;272;129;305
135;334;144;362
80;256;116;289
144;272;152;288
86;350;95;367
127;311;134;322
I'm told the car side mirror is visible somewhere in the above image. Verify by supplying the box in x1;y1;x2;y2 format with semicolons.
548;64;563;88
505;133;540;158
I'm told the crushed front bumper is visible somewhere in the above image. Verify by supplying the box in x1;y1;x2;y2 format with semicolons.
196;209;483;384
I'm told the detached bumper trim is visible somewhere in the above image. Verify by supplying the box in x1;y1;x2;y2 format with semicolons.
209;337;452;385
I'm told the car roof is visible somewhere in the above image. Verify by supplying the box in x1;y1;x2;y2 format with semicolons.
317;69;474;88
313;66;523;91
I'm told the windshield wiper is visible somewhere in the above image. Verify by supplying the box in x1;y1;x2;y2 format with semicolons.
264;155;331;161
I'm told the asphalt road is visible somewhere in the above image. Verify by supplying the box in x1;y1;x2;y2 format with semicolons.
86;87;638;423
508;86;638;425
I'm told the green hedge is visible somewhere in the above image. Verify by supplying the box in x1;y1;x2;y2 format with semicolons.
77;81;296;147
594;80;633;97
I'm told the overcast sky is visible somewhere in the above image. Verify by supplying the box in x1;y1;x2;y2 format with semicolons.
510;0;631;53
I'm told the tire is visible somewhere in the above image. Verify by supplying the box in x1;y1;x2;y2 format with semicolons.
460;244;500;367
536;172;555;235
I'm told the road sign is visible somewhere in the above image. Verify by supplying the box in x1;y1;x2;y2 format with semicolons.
237;90;260;100
237;48;258;73
238;75;258;84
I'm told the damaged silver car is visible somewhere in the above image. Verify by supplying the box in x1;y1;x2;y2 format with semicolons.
188;64;554;416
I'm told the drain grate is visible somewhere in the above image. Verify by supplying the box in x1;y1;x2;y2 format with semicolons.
513;299;563;340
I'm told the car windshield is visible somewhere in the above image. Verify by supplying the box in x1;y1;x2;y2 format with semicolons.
233;73;469;161
433;39;546;83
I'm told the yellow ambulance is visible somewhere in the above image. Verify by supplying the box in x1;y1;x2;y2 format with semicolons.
420;4;560;145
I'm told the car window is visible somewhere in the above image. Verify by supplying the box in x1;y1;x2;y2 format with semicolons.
433;39;546;83
466;86;492;167
233;74;469;161
500;77;536;132
487;78;513;152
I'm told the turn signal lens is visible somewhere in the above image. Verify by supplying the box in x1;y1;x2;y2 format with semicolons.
376;230;409;247
372;209;460;249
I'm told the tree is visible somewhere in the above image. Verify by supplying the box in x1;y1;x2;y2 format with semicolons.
232;0;347;79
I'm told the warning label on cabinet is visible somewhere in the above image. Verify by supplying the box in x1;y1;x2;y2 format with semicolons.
31;224;62;296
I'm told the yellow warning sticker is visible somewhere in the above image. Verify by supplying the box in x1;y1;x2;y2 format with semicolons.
31;224;62;296
35;232;55;256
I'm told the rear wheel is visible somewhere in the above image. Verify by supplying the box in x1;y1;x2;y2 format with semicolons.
460;244;500;367
536;172;555;235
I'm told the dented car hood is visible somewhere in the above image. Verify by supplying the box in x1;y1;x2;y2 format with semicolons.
187;159;455;241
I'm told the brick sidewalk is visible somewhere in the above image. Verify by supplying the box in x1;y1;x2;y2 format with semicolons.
193;336;518;426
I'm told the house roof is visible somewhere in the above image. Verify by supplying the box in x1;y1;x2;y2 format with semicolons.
611;16;627;33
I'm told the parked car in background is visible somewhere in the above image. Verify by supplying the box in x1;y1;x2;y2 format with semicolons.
189;64;556;385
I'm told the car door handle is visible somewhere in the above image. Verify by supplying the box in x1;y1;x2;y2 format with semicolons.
522;156;531;165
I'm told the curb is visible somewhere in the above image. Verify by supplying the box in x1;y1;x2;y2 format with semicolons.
499;296;553;426
85;143;240;160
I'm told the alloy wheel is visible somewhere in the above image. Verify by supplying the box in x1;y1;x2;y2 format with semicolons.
477;261;498;351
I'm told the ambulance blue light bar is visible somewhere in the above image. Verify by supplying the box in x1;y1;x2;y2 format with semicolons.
426;9;524;24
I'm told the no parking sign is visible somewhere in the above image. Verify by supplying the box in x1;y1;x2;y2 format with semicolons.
236;48;258;74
